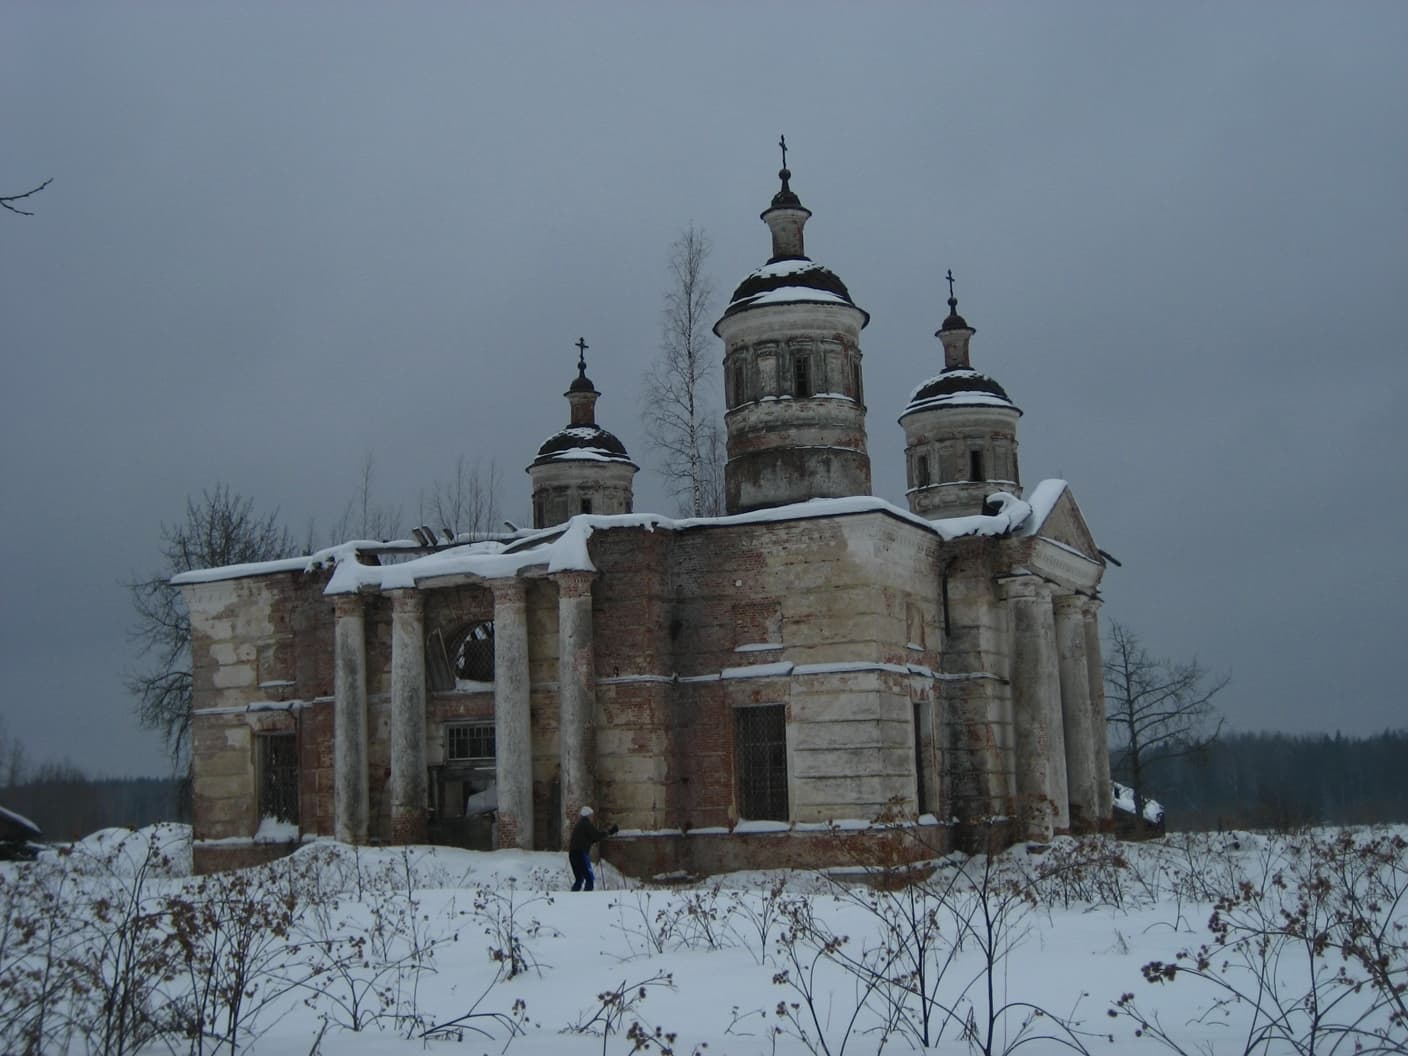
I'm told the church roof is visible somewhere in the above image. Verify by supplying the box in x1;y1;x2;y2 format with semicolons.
720;257;869;324
530;424;636;467
901;367;1022;418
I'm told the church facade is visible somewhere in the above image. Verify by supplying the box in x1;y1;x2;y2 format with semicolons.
179;162;1112;876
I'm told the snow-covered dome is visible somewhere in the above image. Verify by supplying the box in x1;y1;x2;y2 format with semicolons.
720;257;869;323
531;424;634;466
901;367;1022;419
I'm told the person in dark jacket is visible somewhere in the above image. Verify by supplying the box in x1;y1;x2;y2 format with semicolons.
568;805;617;891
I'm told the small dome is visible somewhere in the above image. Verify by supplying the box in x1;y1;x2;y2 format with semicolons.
901;368;1022;418
568;371;597;394
720;257;869;324
531;425;635;467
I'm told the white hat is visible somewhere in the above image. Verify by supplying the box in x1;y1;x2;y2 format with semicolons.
580;805;594;817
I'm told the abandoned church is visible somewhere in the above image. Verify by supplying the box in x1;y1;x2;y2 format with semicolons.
178;161;1113;876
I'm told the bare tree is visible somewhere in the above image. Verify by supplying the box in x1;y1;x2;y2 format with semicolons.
328;450;402;543
642;223;724;516
417;455;503;540
1;177;51;216
127;486;294;769
1104;620;1228;823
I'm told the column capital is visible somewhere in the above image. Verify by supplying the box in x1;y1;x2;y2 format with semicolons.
333;593;366;619
998;575;1053;603
389;587;423;614
553;569;596;599
489;576;528;604
1052;592;1087;618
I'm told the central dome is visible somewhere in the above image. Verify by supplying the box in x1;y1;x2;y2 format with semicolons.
902;367;1021;419
531;424;633;466
720;257;869;323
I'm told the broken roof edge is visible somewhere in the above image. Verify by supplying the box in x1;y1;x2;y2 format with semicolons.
173;485;1075;593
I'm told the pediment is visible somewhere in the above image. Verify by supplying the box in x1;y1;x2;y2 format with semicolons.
1031;487;1102;564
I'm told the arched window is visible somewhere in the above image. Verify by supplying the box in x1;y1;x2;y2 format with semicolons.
453;621;495;682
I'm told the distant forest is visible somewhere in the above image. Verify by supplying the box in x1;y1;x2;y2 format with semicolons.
3;730;1406;844
1123;729;1408;832
1;769;185;843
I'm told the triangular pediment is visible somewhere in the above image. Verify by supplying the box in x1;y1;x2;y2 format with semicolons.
1036;488;1101;563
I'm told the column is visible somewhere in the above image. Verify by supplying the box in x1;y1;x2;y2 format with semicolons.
1054;593;1097;831
491;577;533;849
333;593;368;844
1002;577;1066;839
1082;599;1114;821
555;570;596;846
389;589;428;843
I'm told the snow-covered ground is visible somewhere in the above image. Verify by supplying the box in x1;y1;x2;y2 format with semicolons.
3;824;1405;1054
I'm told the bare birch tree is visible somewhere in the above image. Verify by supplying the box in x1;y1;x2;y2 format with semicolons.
642;223;724;516
417;455;503;540
328;450;402;543
1104;620;1228;823
127;486;294;769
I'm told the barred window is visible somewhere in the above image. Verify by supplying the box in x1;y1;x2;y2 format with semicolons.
446;722;496;763
454;621;495;682
735;704;788;820
257;732;299;825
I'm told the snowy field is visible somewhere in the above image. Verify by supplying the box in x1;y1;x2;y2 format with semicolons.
3;824;1405;1055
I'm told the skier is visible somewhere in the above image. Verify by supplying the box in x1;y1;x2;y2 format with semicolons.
568;805;617;891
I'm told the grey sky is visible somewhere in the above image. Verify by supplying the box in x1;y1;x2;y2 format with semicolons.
3;3;1404;778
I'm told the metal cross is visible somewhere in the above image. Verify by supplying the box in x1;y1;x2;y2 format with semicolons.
946;269;957;300
779;134;788;170
575;336;588;369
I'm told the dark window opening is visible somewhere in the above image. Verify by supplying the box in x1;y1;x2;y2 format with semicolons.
913;702;927;815
580;498;592;515
969;449;984;482
258;732;299;825
851;360;862;403
916;454;931;488
793;356;812;398
533;497;545;529
447;722;496;763
736;704;788;820
733;362;747;405
453;621;495;682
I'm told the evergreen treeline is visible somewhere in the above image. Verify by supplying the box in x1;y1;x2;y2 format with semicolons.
1133;729;1408;831
1;769;185;842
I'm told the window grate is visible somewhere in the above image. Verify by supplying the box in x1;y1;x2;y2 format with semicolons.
258;733;299;824
447;722;496;762
454;621;495;681
736;705;788;820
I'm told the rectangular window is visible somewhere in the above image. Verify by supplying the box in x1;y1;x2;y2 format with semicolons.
257;732;299;825
969;449;984;482
447;722;496;763
735;704;788;820
793;355;812;398
916;454;930;487
851;360;862;403
580;498;592;515
733;362;747;405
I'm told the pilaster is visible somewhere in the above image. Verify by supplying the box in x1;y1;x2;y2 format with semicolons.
1081;598;1113;820
333;593;368;844
389;589;428;843
1001;577;1066;839
1054;593;1097;831
555;570;596;846
491;577;533;849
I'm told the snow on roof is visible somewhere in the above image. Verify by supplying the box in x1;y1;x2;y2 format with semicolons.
1015;478;1068;537
175;486;1071;594
730;285;855;311
535;446;636;464
0;803;41;838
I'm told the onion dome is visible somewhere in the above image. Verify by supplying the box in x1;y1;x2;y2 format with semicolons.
902;367;1021;417
715;139;868;330
531;424;634;467
531;338;637;468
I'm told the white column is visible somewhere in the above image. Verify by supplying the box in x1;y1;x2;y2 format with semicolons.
1054;593;1097;831
389;589;427;843
492;577;533;849
1082;599;1114;821
333;593;368;843
555;570;595;846
1002;577;1067;839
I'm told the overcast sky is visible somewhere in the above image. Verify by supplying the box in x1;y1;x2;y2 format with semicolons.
3;3;1405;779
